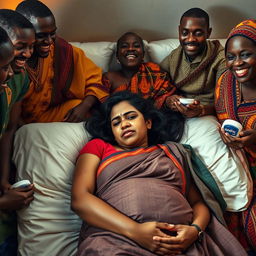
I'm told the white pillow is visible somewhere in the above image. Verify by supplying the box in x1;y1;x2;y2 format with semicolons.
147;38;180;64
180;115;253;212
13;122;91;256
70;42;115;72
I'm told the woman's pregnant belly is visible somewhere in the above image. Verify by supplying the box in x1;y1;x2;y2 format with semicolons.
99;178;193;225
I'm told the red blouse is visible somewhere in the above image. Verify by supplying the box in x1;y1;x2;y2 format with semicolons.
79;138;119;160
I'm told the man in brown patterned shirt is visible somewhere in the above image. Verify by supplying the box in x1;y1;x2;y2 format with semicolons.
160;7;226;118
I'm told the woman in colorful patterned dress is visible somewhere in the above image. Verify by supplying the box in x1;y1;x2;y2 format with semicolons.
215;19;256;254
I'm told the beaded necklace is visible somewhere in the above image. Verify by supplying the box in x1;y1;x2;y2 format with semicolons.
26;58;43;92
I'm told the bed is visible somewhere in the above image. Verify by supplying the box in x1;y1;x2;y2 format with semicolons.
12;38;252;256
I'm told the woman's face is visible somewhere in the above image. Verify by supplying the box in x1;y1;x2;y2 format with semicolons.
110;100;151;150
226;36;256;85
116;33;144;68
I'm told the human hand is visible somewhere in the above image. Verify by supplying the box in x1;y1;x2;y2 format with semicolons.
218;126;240;149
153;224;198;254
174;100;202;118
239;129;256;147
131;222;180;255
0;184;34;210
166;95;182;111
63;102;89;122
218;126;256;149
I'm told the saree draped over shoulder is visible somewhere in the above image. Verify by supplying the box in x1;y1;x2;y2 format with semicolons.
102;62;175;109
215;70;256;250
22;37;108;123
77;142;246;256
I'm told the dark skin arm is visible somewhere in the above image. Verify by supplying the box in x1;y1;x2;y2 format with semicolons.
0;185;34;210
103;71;133;93
63;95;97;122
175;102;215;118
72;153;179;255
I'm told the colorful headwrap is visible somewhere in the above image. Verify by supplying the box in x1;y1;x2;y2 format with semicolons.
227;19;256;44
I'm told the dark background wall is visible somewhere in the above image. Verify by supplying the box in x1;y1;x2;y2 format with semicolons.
1;0;255;42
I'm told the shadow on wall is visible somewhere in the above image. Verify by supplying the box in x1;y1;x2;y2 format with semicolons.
209;5;248;38
55;0;119;42
50;0;179;42
52;0;252;42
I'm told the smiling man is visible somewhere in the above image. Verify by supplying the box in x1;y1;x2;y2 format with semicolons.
0;9;35;138
0;11;35;255
0;8;36;191
160;8;226;118
16;0;108;124
0;9;36;194
0;9;35;199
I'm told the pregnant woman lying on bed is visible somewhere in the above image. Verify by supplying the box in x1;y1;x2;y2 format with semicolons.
71;91;246;256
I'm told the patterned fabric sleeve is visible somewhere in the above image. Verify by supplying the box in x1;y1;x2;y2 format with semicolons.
9;70;30;104
139;62;176;108
15;71;30;102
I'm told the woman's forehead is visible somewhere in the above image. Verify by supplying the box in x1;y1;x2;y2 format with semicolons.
111;101;138;117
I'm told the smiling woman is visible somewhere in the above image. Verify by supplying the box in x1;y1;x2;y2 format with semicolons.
215;19;256;253
225;36;256;87
102;32;176;109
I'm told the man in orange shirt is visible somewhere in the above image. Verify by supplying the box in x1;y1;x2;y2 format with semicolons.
16;0;109;123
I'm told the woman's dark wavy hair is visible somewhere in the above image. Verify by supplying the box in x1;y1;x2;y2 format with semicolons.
86;91;184;146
